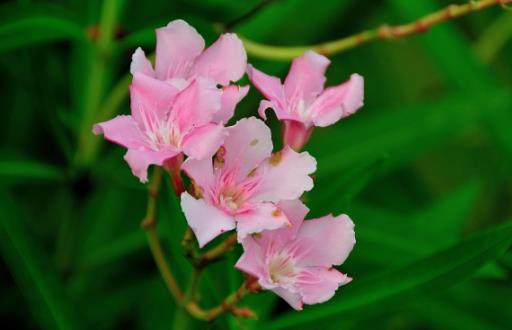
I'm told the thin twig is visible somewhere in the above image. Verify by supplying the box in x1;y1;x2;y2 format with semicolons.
182;231;238;269
185;281;255;321
92;0;509;157
195;234;237;268
240;0;512;60
142;167;184;302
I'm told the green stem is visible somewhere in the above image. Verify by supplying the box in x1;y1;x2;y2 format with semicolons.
142;167;184;302
75;0;125;167
185;269;201;304
172;265;201;329
81;0;511;162
185;282;253;321
145;228;184;302
240;0;512;60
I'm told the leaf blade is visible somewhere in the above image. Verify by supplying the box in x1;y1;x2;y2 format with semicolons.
267;221;512;329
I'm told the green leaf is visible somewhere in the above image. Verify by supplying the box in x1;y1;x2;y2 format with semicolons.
312;90;511;177
79;229;146;270
410;296;504;330
0;160;63;181
309;156;388;217
387;0;497;91
351;181;479;267
0;190;82;330
473;12;512;64
0;3;86;54
266;221;512;329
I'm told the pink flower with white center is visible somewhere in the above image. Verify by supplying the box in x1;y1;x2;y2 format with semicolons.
247;50;364;150
180;117;316;247
131;19;249;124
235;200;355;310
93;74;225;183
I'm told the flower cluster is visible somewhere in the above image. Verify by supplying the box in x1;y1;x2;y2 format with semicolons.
94;19;363;311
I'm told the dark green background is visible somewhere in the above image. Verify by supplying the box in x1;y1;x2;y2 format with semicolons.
1;0;511;329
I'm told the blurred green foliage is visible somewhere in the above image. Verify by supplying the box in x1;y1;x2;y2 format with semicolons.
1;0;511;329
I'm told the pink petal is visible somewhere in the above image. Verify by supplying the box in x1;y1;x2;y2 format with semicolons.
296;267;351;305
284;50;330;104
193;33;247;86
181;158;214;191
223;117;273;179
272;287;303;310
130;47;155;77
275;200;309;236
282;120;314;151
124;148;178;183
155;20;205;80
169;77;222;134
235;202;290;241
93;115;146;149
257;100;296;122
246;64;286;119
295;214;356;267
213;84;250;124
256;200;309;248
181;123;227;160
130;73;179;127
251;147;316;203
309;73;364;127
181;192;236;247
235;236;265;278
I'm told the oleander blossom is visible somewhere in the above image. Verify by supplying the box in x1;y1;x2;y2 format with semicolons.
180;117;316;247
131;19;249;124
247;50;364;150
236;200;355;310
93;75;225;182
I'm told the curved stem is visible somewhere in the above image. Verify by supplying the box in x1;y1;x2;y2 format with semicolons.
185;281;254;321
145;228;184;302
241;0;512;60
87;0;510;160
196;234;237;267
142;167;184;302
183;231;237;269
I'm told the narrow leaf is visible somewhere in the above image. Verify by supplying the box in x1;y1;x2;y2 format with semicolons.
0;191;82;330
267;222;512;329
0;3;86;54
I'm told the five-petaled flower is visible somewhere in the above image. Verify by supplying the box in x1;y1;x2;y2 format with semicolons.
93;18;362;312
235;200;355;310
131;19;249;124
180;117;316;247
247;50;364;150
94;19;249;182
94;76;225;182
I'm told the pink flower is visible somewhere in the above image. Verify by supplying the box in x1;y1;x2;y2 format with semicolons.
235;200;355;310
247;50;364;150
180;117;316;247
131;19;249;124
93;75;225;183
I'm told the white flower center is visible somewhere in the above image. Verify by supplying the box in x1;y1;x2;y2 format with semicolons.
268;252;297;286
218;186;245;213
145;121;181;151
296;99;307;119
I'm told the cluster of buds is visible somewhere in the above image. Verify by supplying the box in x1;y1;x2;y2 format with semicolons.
94;19;363;311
